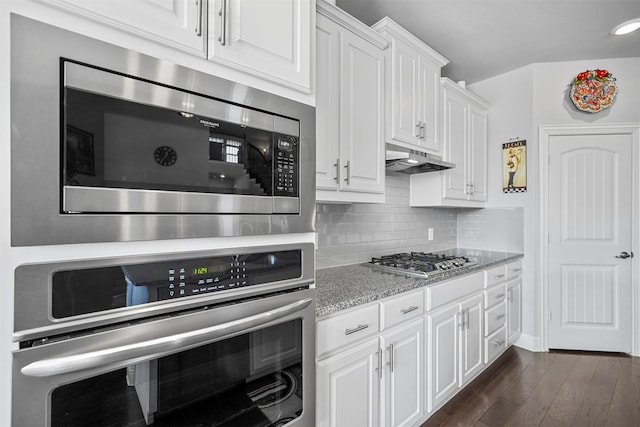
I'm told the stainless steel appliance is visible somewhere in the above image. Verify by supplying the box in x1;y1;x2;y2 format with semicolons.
12;243;315;426
10;14;315;246
385;143;455;174
365;251;477;278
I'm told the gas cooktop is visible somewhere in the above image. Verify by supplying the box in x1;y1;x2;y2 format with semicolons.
365;252;477;278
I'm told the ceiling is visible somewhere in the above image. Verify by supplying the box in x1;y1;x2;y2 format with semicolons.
334;0;640;85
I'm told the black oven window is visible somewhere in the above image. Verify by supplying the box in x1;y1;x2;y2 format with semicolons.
50;319;303;426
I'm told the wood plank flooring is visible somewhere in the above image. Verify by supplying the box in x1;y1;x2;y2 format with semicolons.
421;346;640;427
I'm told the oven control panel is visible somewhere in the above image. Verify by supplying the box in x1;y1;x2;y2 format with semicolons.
50;250;303;319
122;250;302;303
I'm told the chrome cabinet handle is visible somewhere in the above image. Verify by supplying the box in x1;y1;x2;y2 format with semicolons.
345;324;368;336
511;268;522;273
415;121;422;138
21;298;312;378
495;274;505;280
495;314;505;320
218;0;227;45
508;288;513;303
615;251;634;259
400;306;419;315
333;158;340;182
495;293;505;299
492;339;505;347
195;0;203;37
343;161;351;185
375;348;383;379
386;344;394;373
458;311;465;330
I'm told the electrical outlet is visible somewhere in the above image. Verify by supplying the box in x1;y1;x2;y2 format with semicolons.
428;228;434;241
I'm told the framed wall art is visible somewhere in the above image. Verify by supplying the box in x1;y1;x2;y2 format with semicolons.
502;139;526;193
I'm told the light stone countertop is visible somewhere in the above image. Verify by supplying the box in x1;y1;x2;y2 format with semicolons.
315;248;524;318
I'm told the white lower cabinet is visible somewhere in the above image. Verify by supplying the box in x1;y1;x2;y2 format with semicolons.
507;277;522;344
317;337;381;427
426;290;483;412
316;293;424;427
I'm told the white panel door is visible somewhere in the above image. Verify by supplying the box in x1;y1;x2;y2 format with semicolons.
317;339;380;427
548;133;633;352
382;319;424;427
427;304;459;412
459;293;484;386
441;89;468;201
209;0;311;91
416;57;441;153
389;40;420;145
339;29;385;195
315;15;340;192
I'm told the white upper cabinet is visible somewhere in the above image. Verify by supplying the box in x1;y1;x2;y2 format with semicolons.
37;0;206;54
372;17;448;155
315;2;387;203
208;0;312;93
410;78;489;207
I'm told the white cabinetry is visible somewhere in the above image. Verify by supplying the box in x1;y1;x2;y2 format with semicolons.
37;0;206;54
506;261;523;344
208;0;312;92
410;78;489;207
316;2;387;203
425;272;484;412
36;0;313;99
372;17;448;155
316;290;425;426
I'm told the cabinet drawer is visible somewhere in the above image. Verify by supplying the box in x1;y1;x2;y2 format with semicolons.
484;326;507;363
484;283;507;309
426;272;483;310
381;290;424;330
484;302;506;336
317;304;380;356
484;265;507;288
506;260;523;279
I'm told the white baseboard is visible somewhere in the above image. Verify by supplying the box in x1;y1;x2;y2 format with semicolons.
513;333;542;352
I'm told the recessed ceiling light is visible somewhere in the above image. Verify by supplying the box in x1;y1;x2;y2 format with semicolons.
611;18;640;35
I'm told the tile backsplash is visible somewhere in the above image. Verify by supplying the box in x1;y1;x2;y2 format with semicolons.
315;174;525;269
315;174;457;268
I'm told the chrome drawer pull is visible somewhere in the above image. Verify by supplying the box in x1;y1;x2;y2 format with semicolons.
511;268;522;272
386;344;395;373
400;306;419;315
345;324;369;335
492;339;505;347
375;348;383;379
495;314;505;320
495;293;505;299
495;274;505;279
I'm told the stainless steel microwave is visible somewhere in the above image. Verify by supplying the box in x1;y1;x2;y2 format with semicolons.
10;14;316;246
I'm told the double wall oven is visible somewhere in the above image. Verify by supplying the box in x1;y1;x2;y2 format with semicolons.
9;14;317;427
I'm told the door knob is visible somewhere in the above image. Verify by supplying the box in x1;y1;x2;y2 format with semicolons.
615;251;634;259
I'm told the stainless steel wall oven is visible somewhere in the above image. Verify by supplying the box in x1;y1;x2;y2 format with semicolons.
12;242;315;426
10;14;315;246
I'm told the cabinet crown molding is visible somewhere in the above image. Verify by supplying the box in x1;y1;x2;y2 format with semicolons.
441;77;490;109
372;16;448;67
317;1;389;50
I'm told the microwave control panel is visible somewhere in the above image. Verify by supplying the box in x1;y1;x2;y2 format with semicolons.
274;135;298;196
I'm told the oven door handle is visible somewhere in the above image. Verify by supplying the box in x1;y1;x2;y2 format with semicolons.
21;297;312;378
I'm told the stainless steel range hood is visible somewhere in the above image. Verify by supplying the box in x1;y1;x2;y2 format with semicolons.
385;144;455;174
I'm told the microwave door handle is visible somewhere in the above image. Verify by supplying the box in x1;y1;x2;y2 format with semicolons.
21;297;312;378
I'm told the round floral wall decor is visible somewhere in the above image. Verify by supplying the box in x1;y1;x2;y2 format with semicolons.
570;69;617;113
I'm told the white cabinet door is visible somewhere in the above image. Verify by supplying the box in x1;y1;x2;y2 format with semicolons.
417;57;441;153
382;319;424;427
427;303;459;412
317;338;381;427
468;104;488;201
389;40;420;145
208;0;312;92
338;29;385;196
458;293;484;386
39;0;206;54
507;278;522;344
315;14;341;192
441;87;469;201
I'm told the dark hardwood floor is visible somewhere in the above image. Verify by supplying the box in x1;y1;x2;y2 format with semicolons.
421;346;640;427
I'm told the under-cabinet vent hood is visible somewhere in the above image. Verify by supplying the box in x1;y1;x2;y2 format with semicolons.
385;144;455;174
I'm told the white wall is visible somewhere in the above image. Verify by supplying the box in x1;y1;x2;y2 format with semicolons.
469;56;640;351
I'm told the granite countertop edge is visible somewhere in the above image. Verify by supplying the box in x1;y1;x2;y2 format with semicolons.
315;249;524;318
